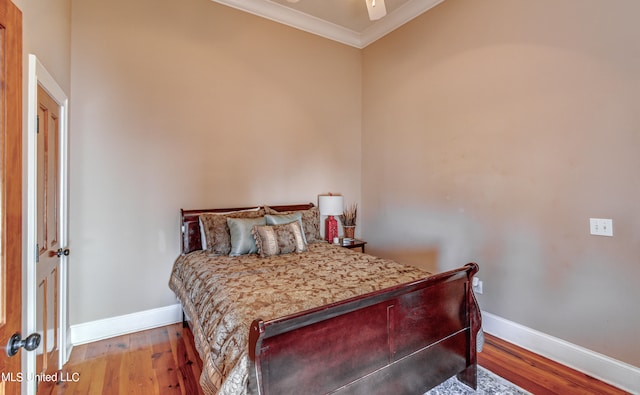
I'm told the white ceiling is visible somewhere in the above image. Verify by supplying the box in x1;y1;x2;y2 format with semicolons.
211;0;446;48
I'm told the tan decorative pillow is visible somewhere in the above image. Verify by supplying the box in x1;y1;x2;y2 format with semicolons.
252;221;307;258
265;212;307;244
264;206;322;242
199;208;265;255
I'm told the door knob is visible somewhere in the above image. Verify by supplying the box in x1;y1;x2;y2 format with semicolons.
56;248;70;257
6;332;41;357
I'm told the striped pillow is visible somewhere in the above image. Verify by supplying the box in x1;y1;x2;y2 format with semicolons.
252;221;307;258
264;206;322;242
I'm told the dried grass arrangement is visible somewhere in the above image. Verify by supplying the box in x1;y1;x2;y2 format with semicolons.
340;203;358;227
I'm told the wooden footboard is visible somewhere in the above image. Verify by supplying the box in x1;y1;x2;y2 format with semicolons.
248;263;481;395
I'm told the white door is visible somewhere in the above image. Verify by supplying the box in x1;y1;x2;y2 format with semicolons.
26;56;70;394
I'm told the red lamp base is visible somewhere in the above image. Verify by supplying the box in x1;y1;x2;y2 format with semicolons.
325;215;339;242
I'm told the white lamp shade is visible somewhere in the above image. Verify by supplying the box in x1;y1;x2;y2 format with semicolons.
318;195;344;216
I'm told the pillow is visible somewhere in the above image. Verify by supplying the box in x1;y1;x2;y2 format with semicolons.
200;208;265;255
252;221;307;258
264;206;322;242
227;216;267;256
265;212;307;244
183;221;203;254
199;217;207;250
198;207;262;250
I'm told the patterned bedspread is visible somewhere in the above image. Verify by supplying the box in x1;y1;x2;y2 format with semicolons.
168;242;430;395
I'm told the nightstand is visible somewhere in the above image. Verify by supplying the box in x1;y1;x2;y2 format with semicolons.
340;239;367;253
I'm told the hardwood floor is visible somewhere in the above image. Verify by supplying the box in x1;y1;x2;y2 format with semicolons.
478;334;628;395
37;324;629;395
37;324;205;395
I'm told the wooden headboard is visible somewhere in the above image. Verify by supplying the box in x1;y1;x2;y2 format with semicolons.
180;203;315;255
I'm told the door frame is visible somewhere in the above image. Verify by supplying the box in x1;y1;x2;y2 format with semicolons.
25;54;70;391
1;0;23;393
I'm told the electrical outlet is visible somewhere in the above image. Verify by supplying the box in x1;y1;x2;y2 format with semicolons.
590;218;613;237
472;277;483;294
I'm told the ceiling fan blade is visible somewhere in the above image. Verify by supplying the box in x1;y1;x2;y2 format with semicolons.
366;0;387;21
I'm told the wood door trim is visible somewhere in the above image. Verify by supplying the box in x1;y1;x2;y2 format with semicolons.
0;0;23;393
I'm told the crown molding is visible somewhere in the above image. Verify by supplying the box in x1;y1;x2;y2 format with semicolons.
211;0;446;49
360;0;445;47
211;0;362;47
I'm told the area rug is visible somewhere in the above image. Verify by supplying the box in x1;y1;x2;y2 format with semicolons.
425;366;531;395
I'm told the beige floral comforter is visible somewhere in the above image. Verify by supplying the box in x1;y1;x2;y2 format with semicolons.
168;242;429;395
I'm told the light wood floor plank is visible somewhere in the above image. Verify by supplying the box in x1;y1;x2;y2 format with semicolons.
101;348;122;395
151;326;183;394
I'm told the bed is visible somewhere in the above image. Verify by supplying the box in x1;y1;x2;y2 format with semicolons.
169;203;482;395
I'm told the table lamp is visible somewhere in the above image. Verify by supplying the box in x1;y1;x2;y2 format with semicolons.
319;194;343;242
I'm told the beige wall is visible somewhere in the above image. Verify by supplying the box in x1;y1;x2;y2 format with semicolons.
362;0;640;366
20;0;71;92
69;0;362;323
26;0;639;372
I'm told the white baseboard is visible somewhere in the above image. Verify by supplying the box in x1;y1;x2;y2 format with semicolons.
482;311;640;394
70;304;182;346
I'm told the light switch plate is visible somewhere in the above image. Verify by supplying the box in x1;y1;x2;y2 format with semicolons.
590;218;613;237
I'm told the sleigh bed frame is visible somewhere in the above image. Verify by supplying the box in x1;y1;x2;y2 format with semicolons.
178;203;482;395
